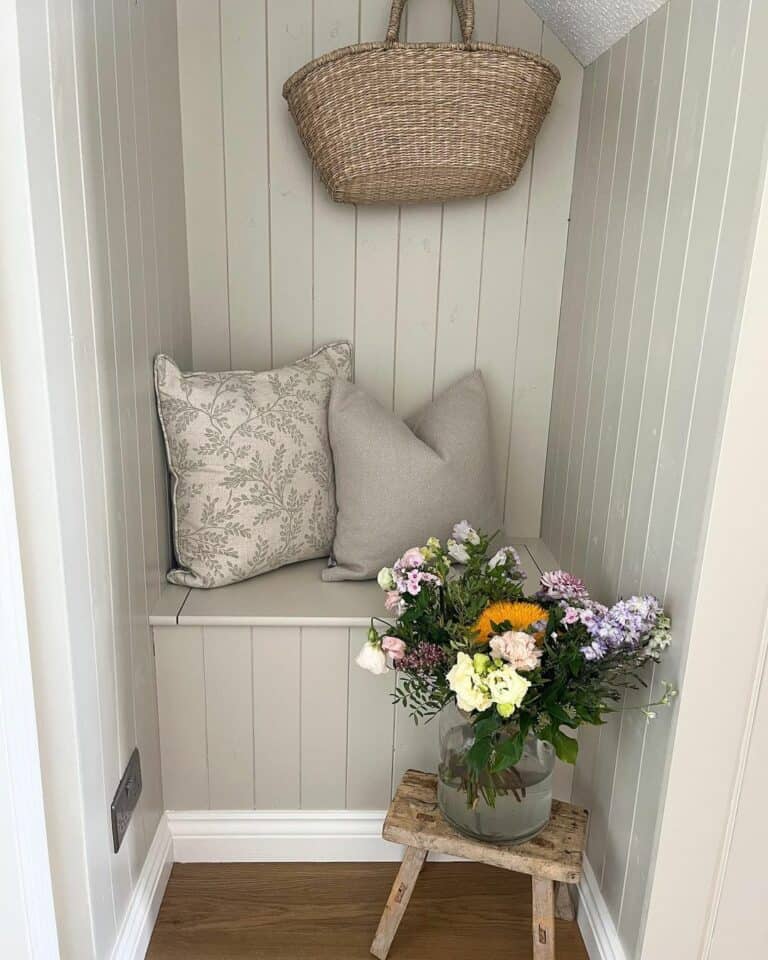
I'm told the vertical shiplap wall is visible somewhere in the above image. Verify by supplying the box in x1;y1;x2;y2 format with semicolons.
8;1;190;957
541;0;768;956
176;0;583;537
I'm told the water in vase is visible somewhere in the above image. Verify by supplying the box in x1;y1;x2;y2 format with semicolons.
438;746;554;845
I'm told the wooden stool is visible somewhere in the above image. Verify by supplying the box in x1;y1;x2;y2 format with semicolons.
371;770;588;960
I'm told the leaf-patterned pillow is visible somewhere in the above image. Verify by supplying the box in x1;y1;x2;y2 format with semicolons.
154;342;352;588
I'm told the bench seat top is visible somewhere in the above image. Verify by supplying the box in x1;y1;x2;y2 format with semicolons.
150;539;557;628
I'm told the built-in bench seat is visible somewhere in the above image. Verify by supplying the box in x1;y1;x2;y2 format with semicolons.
149;539;571;823
149;539;557;628
151;558;387;628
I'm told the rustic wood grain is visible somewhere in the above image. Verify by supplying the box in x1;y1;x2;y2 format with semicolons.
370;847;428;960
555;881;577;922
532;877;556;960
147;862;589;960
383;770;588;883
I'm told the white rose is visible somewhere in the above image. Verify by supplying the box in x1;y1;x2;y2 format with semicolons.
355;639;388;676
447;652;492;713
486;664;531;718
447;539;470;564
377;567;396;591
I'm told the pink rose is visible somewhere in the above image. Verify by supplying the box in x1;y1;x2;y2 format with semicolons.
384;591;405;614
489;631;542;672
382;636;406;661
400;548;425;568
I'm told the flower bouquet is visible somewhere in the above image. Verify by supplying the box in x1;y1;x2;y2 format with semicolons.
356;523;674;844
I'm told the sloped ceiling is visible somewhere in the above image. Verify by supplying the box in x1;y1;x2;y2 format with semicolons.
526;0;669;65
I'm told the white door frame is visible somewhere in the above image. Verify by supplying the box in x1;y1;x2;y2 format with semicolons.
0;0;61;955
0;366;60;958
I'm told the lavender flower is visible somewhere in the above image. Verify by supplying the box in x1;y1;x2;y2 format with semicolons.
539;570;590;603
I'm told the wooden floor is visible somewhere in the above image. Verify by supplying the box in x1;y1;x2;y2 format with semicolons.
147;862;589;960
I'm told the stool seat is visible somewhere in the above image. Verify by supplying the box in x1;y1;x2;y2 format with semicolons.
371;769;589;960
384;768;587;882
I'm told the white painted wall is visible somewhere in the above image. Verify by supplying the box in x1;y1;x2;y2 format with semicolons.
2;0;190;957
176;0;583;537
542;0;768;956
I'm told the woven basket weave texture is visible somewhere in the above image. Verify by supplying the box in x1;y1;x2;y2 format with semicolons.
283;0;560;205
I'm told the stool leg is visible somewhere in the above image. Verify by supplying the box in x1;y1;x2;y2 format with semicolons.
532;877;556;960
370;847;428;960
555;881;576;921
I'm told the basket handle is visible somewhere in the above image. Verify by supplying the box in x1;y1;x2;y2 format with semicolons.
386;0;475;46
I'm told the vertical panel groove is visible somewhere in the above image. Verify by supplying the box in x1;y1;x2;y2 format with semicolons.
265;0;274;368
299;627;303;806
217;0;232;367
250;628;256;808
430;205;446;399
501;137;536;524
202;627;211;807
391;205;401;411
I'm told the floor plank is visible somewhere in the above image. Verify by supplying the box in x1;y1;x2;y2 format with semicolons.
147;862;589;959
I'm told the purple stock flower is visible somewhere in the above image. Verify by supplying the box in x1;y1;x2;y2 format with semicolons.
579;595;662;660
539;570;590;602
581;639;608;661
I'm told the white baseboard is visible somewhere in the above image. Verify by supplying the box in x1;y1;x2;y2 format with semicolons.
169;809;398;863
166;808;462;864
111;817;173;960
577;856;628;960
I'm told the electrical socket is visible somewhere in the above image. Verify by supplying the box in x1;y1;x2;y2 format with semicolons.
111;748;142;854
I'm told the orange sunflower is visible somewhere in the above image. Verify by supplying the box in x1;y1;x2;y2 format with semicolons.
471;601;548;645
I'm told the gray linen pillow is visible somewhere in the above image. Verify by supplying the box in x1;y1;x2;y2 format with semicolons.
155;342;352;588
323;372;500;581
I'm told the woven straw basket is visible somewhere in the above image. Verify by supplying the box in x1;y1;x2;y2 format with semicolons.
283;0;560;205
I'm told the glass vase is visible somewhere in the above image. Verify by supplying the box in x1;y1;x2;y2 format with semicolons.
437;701;555;844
